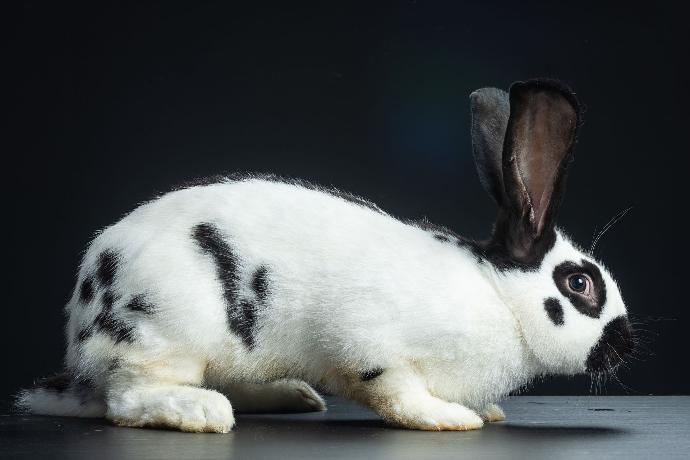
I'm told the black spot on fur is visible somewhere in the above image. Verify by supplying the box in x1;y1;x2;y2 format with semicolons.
544;297;564;326
252;266;269;302
93;290;134;344
434;234;450;242
96;250;119;287
125;294;155;314
586;316;634;373
230;300;257;349
192;223;239;308
193;223;260;348
79;276;94;303
77;326;93;342
360;368;384;381
553;259;607;318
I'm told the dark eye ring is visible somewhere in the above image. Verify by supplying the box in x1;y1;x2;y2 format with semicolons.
567;273;592;295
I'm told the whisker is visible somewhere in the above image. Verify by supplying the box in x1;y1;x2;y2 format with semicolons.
590;206;633;253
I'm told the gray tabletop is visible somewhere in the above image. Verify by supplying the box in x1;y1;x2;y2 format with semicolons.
1;396;688;459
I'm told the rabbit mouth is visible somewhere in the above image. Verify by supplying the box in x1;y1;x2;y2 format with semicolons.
585;316;634;373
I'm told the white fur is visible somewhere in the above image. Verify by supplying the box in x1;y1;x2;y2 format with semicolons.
16;388;106;418
18;177;627;432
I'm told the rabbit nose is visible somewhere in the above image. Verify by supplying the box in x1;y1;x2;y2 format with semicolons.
585;316;634;373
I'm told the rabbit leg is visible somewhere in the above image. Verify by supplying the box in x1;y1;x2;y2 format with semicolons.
104;358;234;433
357;368;484;431
479;403;506;422
216;379;326;413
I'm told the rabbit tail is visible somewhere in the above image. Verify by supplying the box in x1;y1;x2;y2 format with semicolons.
15;372;106;418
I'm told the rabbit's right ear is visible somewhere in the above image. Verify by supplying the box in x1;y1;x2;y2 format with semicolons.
470;87;510;205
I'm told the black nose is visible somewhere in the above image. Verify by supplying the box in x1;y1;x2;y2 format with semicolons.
585;316;634;373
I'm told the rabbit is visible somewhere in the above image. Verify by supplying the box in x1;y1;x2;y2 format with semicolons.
16;78;634;432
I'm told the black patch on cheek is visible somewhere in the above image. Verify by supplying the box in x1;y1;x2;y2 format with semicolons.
360;368;384;381
434;234;450;242
125;294;155;314
79;276;94;303
553;260;606;318
96;250;119;287
252;266;269;302
544;297;564;326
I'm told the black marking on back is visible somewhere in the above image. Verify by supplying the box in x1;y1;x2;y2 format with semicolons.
360;368;384;381
192;223;239;308
125;294;155;314
252;266;269;302
544;297;565;326
93;290;135;344
553;259;607;318
79;276;95;303
96;250;119;287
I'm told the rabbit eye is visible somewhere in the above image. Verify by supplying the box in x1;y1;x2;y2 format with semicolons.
567;273;591;295
553;261;605;318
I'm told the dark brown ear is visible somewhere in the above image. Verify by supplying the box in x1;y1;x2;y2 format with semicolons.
470;87;510;205
496;79;581;262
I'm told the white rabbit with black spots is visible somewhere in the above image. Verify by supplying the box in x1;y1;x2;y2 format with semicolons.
18;79;633;432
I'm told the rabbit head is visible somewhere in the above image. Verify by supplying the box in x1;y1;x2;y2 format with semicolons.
470;79;633;376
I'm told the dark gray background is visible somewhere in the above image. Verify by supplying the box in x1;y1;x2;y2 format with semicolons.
3;1;688;399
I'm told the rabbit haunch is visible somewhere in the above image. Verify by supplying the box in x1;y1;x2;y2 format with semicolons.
17;79;634;432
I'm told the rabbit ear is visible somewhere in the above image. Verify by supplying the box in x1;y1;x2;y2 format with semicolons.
470;88;510;205
493;79;581;263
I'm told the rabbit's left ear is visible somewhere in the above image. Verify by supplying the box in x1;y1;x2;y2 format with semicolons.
470;87;510;206
497;79;581;261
